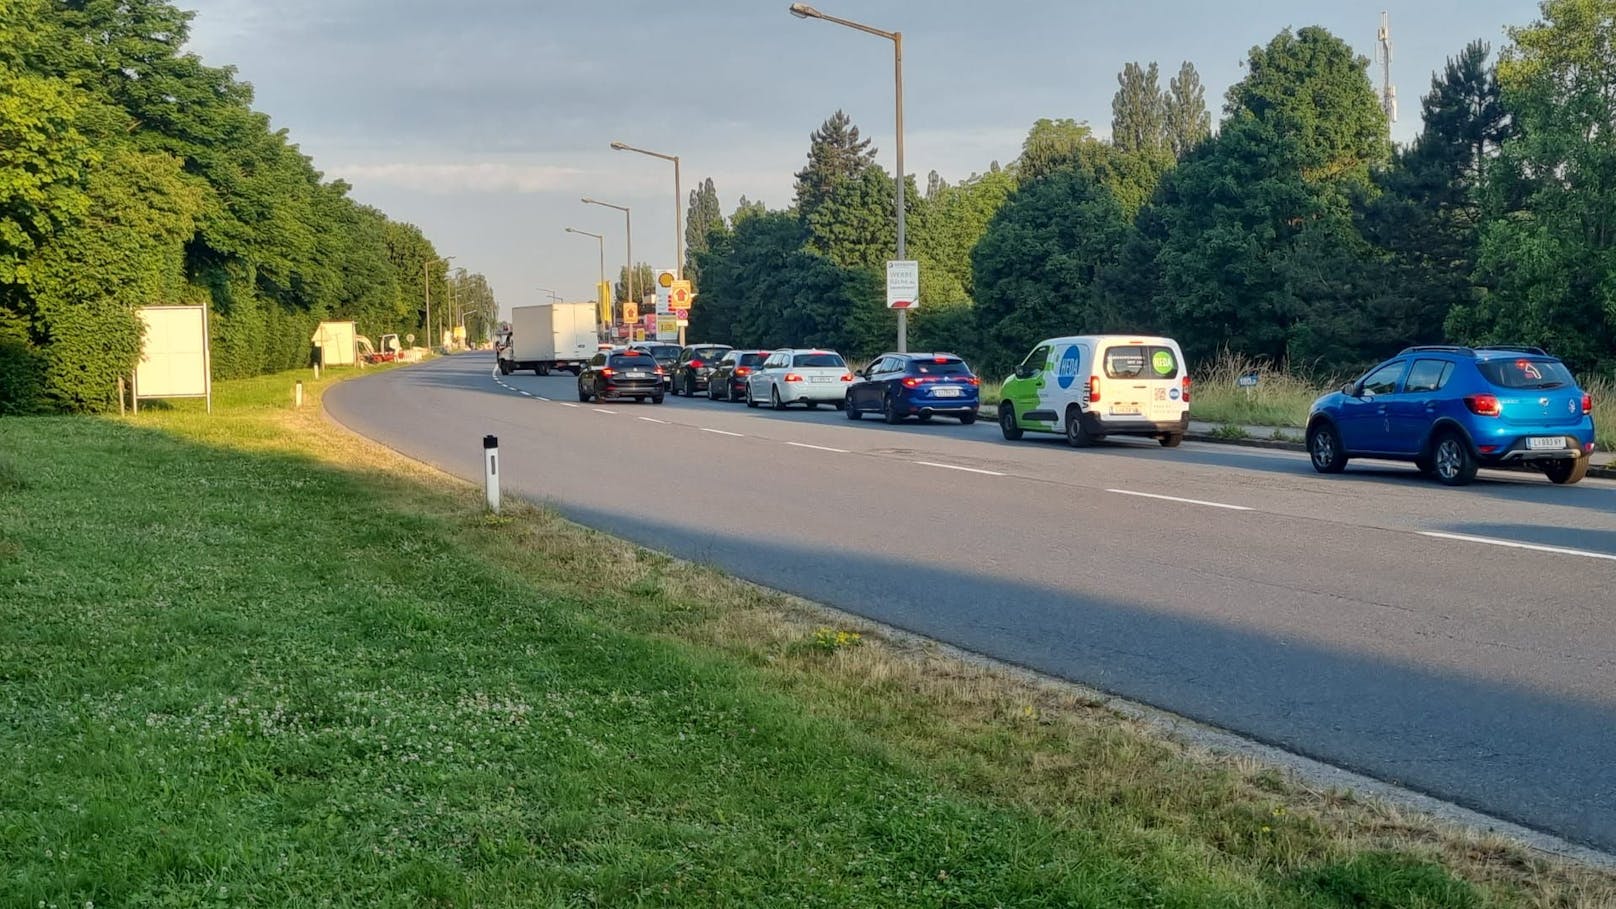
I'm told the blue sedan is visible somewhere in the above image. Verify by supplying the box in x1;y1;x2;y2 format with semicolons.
846;353;981;425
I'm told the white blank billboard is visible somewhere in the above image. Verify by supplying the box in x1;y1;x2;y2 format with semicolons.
135;306;211;400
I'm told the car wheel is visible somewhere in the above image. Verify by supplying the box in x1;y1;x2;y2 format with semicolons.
684;375;697;397
707;380;719;400
959;411;977;425
652;395;665;405
1307;422;1348;474
537;364;550;376
498;360;512;375
1064;407;1095;448
1159;433;1183;448
883;395;903;425
746;385;759;408
1432;431;1478;486
772;388;786;411
846;396;862;420
998;402;1022;441
1543;456;1588;485
577;384;591;403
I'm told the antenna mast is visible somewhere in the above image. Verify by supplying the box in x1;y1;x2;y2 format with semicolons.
1376;10;1397;124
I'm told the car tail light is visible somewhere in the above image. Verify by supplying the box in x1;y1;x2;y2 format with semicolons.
1088;376;1101;404
735;366;751;376
964;376;981;386
901;377;922;388
840;373;853;382
689;359;703;369
656;367;666;376
1583;393;1592;415
599;367;614;377
784;373;804;383
1465;394;1501;416
1182;375;1192;403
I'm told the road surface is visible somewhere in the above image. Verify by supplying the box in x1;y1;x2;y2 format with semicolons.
328;354;1616;850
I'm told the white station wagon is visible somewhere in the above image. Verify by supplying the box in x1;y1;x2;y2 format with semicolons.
745;348;853;410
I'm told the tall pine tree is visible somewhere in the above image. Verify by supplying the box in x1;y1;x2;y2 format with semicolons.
793;110;876;225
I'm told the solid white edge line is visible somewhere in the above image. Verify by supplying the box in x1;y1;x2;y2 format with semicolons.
1418;531;1616;562
701;428;744;437
638;417;668;424
914;461;1005;477
1107;489;1252;511
787;442;849;454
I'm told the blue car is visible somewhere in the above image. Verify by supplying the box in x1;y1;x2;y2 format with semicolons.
845;352;981;424
1305;345;1596;486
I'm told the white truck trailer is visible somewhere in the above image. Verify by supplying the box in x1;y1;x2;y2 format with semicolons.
497;302;597;375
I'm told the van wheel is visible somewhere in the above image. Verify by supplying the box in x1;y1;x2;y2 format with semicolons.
1308;422;1348;474
1159;433;1183;448
1065;407;1095;448
998;403;1022;441
537;365;550;376
498;360;512;375
1432;431;1478;486
1543;456;1588;485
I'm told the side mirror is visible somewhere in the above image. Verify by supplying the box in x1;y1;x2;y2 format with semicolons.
1015;364;1037;380
1341;382;1359;397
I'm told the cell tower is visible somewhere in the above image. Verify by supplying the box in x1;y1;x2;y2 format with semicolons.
1376;10;1397;124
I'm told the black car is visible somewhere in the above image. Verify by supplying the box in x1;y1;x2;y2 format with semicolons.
577;349;665;404
707;350;772;401
671;344;733;397
628;342;683;389
845;352;981;424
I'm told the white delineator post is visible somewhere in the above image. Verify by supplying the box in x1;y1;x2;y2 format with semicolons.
483;434;500;513
295;381;304;408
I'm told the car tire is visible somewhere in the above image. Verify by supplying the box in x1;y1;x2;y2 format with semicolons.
806;401;819;410
846;396;862;420
1065;407;1095;448
1543;456;1589;485
883;395;903;425
537;364;550;376
959;411;977;425
1432;431;1479;486
684;375;697;397
746;386;759;408
999;402;1022;441
1307;422;1348;474
1159;433;1183;448
772;388;786;411
652;395;664;405
577;384;591;403
708;380;719;400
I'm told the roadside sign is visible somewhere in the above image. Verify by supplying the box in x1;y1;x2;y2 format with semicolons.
886;260;919;309
655;268;675;315
624;301;639;322
656;315;678;341
674;308;688;322
1236;372;1260;388
596;281;612;326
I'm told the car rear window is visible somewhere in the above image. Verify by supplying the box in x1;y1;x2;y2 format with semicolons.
1104;345;1179;380
1477;357;1576;389
689;347;729;360
738;352;767;366
793;353;845;368
637;345;679;359
608;354;658;369
910;358;971;376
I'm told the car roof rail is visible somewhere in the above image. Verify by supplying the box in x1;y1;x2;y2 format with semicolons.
1473;344;1549;356
1397;345;1473;356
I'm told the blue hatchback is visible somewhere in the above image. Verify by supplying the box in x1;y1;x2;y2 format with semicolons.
1306;345;1597;485
845;353;981;424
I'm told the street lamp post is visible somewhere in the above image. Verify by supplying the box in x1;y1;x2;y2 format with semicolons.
582;197;633;341
788;3;906;353
536;287;560;302
610;141;684;345
422;255;455;352
565;227;608;340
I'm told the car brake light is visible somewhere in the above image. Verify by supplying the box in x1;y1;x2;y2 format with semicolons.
689;359;703;369
964;376;980;386
1583;393;1592;415
840;373;853;382
1182;375;1192;403
656;367;666;376
784;373;804;383
599;367;614;377
902;377;922;388
735;366;751;376
933;357;949;363
1088;376;1101;404
1465;394;1501;417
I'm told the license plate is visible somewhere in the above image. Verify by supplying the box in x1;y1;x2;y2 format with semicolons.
1527;436;1566;450
624;372;649;378
811;376;833;383
1110;404;1142;416
933;387;962;398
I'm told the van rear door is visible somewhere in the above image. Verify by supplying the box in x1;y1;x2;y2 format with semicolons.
1099;343;1184;422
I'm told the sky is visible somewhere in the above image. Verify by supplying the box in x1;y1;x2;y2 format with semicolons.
179;0;1542;320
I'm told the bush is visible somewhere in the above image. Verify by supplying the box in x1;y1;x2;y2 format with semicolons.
0;337;48;415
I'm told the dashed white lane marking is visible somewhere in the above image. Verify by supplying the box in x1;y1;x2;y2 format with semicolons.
536;396;550;401
914;461;1005;477
638;417;668;424
560;402;579;408
701;428;745;438
1107;489;1252;511
519;391;532;396
593;408;618;415
788;442;850;454
1418;531;1616;562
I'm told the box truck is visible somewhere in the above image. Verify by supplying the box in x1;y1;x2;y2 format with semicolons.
497;303;597;375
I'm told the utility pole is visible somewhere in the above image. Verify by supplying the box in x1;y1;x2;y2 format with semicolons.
1376;11;1397;127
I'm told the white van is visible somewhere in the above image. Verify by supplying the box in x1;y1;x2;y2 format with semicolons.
997;335;1191;447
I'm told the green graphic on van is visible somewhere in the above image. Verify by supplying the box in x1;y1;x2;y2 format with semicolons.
1152;350;1175;376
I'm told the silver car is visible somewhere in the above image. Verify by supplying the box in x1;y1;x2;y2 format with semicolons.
745;349;853;410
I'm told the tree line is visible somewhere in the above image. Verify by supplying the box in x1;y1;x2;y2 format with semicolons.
686;0;1616;380
0;0;477;415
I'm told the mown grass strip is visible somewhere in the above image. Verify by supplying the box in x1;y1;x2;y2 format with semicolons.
1;365;1611;907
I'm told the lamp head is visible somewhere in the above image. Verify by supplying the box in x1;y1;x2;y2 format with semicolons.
789;3;818;18
609;141;627;150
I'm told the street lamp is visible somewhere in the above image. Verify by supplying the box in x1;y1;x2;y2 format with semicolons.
610;140;685;344
565;227;608;339
422;255;455;351
536;287;560;302
582;197;633;341
788;3;908;352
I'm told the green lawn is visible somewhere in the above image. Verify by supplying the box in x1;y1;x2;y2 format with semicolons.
0;367;1607;906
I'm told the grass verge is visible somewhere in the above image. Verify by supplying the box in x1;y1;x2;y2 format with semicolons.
1;366;1612;906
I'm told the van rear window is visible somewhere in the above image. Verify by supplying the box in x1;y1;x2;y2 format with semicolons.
1104;345;1179;380
1477;358;1575;389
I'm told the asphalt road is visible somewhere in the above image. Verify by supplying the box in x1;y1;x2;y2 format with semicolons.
328;354;1616;851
